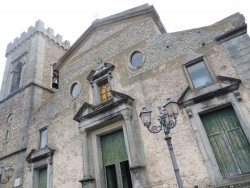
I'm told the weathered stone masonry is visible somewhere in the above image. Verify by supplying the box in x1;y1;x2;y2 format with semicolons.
0;20;69;188
1;4;250;188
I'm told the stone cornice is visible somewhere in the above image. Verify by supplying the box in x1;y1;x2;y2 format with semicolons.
178;76;241;107
0;148;26;160
26;145;55;163
79;176;95;184
5;20;70;57
215;23;247;43
74;90;134;127
0;82;54;104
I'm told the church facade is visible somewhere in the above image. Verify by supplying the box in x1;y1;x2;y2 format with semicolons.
1;4;250;188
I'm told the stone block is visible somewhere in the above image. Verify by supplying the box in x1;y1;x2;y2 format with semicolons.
35;19;45;30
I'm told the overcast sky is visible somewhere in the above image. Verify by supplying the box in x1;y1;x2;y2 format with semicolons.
0;0;250;90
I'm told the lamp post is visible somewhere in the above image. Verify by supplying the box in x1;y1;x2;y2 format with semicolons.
140;98;184;188
0;163;14;184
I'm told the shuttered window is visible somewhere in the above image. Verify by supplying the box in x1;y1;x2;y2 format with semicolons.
38;168;47;188
99;81;111;103
201;106;250;178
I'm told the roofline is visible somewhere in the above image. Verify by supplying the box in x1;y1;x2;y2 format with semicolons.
55;4;166;69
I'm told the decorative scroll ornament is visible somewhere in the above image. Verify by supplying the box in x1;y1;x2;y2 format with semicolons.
185;106;193;118
233;91;242;102
96;57;105;72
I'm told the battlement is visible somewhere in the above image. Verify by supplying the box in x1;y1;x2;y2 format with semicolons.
5;20;70;57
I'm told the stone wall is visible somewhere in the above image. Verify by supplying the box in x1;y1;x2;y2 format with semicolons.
0;91;26;183
0;20;69;188
1;6;250;188
24;11;250;188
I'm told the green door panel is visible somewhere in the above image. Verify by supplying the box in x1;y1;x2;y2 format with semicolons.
201;106;250;178
106;164;118;188
227;128;250;173
101;129;128;166
38;168;47;188
208;133;239;177
101;129;132;188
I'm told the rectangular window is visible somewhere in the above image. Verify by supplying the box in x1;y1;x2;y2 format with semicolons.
10;62;23;93
4;130;9;142
52;69;59;89
99;80;111;103
187;61;212;88
38;168;47;188
40;129;47;149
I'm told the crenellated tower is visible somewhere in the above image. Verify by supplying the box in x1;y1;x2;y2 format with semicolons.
0;20;69;187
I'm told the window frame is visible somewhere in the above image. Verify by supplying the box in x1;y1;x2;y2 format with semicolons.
69;81;81;100
98;79;111;103
183;57;215;90
92;75;113;105
32;165;49;188
37;167;48;188
39;127;48;149
10;62;23;93
87;59;115;105
127;49;145;69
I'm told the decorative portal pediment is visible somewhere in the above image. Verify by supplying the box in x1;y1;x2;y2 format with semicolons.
74;89;149;187
73;90;134;131
87;58;115;82
178;76;241;107
73;102;94;122
26;145;55;163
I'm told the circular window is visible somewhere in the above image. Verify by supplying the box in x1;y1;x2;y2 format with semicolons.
70;82;81;99
130;51;144;68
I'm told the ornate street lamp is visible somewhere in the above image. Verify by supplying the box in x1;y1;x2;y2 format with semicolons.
140;98;184;188
0;163;14;184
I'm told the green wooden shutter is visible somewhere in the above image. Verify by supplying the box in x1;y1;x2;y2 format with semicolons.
201;106;250;178
101;129;131;188
38;168;47;188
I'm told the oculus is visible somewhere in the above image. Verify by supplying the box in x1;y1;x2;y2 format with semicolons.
130;51;144;68
70;82;81;99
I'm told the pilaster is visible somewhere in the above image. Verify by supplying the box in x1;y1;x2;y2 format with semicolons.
28;34;46;84
80;129;95;188
0;55;12;99
122;109;148;188
122;109;141;165
28;164;34;188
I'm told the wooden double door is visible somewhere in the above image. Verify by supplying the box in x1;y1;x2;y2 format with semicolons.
201;106;250;178
101;130;133;188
